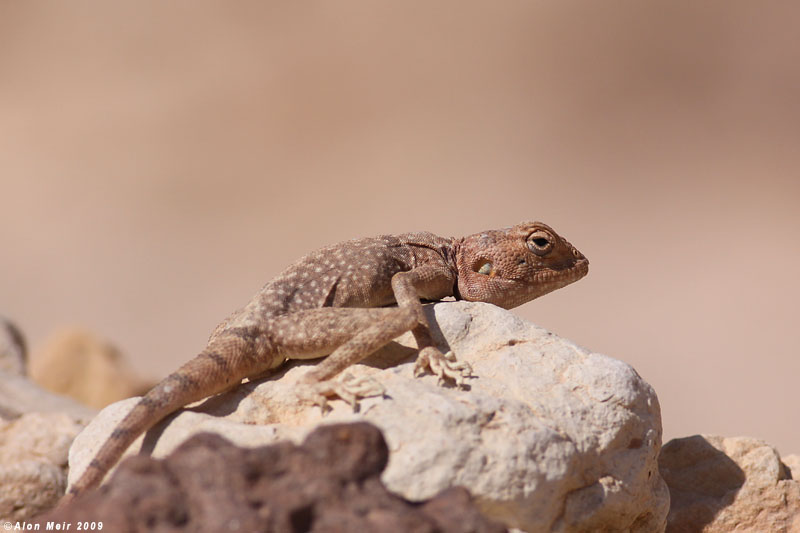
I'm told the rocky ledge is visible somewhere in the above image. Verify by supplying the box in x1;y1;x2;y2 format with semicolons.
66;302;668;531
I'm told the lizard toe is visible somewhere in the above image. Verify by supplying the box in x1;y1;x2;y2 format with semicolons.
416;347;473;387
297;372;384;413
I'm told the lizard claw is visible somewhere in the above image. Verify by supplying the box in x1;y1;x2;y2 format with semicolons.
297;372;385;413
414;348;473;387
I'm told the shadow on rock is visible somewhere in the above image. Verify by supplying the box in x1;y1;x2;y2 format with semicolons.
659;435;746;532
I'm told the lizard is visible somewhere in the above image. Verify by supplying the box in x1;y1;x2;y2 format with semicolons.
64;220;588;501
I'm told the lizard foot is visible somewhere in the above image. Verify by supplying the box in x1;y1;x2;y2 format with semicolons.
296;372;385;413
414;347;473;387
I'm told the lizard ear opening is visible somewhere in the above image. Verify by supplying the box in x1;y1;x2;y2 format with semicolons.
475;260;494;276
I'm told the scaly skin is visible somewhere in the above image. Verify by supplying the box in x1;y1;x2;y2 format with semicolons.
65;221;588;501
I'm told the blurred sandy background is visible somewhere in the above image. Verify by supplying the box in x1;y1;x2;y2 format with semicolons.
1;3;798;453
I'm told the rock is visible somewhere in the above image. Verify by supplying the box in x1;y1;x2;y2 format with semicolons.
40;423;506;532
659;435;800;532
785;454;800;479
0;412;85;520
0;346;95;519
0;319;95;422
0;316;26;376
68;301;668;532
0;370;96;422
29;328;153;409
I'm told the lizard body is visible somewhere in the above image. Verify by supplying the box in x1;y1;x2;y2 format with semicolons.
67;221;588;499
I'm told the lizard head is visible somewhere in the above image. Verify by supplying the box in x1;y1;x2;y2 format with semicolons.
454;221;589;309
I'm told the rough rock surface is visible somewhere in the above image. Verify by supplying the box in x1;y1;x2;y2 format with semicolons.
660;435;800;532
41;423;506;532
0;412;85;520
30;328;154;409
69;301;668;532
785;454;800;479
0;327;94;522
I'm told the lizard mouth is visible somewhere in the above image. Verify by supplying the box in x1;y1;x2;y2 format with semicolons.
563;256;589;281
529;255;589;283
527;256;588;298
566;257;589;278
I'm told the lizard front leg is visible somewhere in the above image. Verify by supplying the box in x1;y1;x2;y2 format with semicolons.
391;266;472;386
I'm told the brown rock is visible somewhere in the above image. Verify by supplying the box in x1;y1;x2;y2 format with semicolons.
29;328;153;409
660;435;800;533
39;422;505;533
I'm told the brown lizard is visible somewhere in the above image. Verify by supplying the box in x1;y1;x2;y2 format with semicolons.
65;221;588;500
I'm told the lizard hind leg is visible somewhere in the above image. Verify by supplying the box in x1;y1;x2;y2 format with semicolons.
267;307;419;410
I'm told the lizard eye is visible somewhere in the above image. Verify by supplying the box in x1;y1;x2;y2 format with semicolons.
527;230;554;256
476;261;493;276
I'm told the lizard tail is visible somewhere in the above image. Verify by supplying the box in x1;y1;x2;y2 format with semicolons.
63;333;259;502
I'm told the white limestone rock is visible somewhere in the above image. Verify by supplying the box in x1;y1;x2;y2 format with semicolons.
69;301;668;532
0;412;85;520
